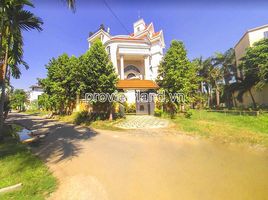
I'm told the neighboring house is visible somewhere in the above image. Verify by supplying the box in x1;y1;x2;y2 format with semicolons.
28;85;43;102
234;24;268;107
88;19;165;114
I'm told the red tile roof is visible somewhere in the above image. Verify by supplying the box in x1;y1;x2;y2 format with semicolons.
117;80;159;89
152;31;160;37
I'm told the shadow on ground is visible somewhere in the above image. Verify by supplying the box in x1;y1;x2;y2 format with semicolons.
6;113;98;163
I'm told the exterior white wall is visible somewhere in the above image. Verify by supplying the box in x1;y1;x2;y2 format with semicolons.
29;90;43;102
88;20;165;82
124;90;136;103
248;27;268;46
133;19;146;34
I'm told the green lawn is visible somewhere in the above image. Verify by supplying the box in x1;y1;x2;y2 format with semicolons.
171;110;268;147
0;125;57;200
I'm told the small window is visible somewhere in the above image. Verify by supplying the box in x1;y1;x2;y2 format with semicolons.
264;31;268;39
137;27;140;32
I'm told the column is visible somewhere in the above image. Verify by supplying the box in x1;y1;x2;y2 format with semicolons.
144;56;150;80
120;55;124;80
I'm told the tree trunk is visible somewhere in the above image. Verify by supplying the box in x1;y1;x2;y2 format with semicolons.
215;87;220;108
0;62;8;138
232;92;237;107
248;88;257;109
0;33;10;137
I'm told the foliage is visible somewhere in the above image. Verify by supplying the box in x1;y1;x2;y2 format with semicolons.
240;38;268;89
195;48;236;108
73;111;92;125
40;54;79;114
0;0;43;132
40;40;118;118
26;100;38;111
10;89;27;111
0;124;56;199
157;40;199;113
154;108;163;117
124;103;136;113
184;109;193;118
79;40;118;114
232;38;268;109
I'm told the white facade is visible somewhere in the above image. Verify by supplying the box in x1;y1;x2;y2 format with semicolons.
29;86;43;102
87;19;165;114
88;19;165;81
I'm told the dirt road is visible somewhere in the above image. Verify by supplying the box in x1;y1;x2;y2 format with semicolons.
7;113;268;200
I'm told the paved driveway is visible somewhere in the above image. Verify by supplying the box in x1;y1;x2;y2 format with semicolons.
115;115;170;129
7;113;268;200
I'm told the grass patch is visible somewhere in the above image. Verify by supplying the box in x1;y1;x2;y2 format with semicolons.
90;119;124;131
171;110;268;147
0;125;57;199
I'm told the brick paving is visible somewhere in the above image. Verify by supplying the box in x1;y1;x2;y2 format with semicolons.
115;115;169;129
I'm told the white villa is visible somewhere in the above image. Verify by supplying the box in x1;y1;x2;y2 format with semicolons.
87;19;165;114
28;85;43;102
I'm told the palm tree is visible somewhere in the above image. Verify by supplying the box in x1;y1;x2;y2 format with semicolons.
0;0;43;137
198;57;222;108
66;0;76;11
213;48;236;108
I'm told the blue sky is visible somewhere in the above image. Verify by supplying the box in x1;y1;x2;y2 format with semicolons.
12;0;268;89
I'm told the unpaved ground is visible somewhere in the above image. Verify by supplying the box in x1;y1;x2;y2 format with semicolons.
7;113;268;200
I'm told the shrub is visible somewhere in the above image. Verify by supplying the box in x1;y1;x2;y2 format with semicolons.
73;111;91;125
125;103;136;113
184;110;193;118
154;108;163;117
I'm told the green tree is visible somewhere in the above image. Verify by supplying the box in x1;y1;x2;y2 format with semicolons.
213;48;236;108
240;38;268;89
233;39;268;109
157;40;199;114
79;40;118;117
40;54;79;114
0;0;43;137
10;89;27;111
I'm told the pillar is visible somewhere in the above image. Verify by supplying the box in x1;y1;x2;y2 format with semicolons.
120;55;124;80
144;56;150;80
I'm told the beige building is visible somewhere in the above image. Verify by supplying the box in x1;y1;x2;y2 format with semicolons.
234;24;268;107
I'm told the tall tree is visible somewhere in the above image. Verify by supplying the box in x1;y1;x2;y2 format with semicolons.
157;40;199;114
10;89;27;111
0;0;43;136
40;54;80;114
79;40;118;116
213;48;236;108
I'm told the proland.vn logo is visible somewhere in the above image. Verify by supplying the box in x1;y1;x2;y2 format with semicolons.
85;91;185;103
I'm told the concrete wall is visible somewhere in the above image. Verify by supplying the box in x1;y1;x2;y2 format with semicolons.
234;84;268;107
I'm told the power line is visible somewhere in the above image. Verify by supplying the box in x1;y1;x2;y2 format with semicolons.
102;0;130;34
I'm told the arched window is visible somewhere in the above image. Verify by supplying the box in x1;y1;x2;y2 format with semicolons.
127;73;136;79
124;65;140;73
